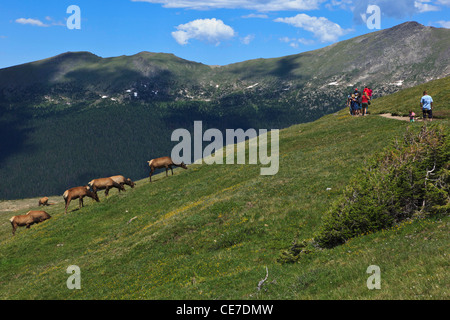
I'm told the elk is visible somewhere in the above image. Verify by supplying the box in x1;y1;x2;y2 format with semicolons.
88;177;126;196
109;175;135;192
147;156;188;182
63;186;100;214
38;197;49;206
38;197;55;206
9;211;51;236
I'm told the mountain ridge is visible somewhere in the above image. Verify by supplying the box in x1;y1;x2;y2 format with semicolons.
1;21;449;93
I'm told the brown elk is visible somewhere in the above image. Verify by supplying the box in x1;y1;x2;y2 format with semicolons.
9;211;52;236
38;197;49;206
109;175;135;192
88;177;126;196
147;156;188;182
38;197;55;206
63;186;100;214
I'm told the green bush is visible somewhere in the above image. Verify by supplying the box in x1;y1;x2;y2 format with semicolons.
314;124;450;249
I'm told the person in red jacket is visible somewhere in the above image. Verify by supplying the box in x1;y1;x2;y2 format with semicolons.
361;87;371;116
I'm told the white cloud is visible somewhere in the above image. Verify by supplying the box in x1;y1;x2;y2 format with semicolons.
437;20;450;28
414;0;440;12
330;0;448;23
280;36;315;47
325;0;353;10
242;13;269;19
15;18;48;27
240;34;255;44
172;18;235;45
132;0;325;11
275;14;351;42
43;16;66;27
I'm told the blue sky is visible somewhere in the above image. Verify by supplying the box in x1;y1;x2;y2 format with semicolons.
0;0;449;68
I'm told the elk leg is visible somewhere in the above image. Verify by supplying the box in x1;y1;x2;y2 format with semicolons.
65;198;70;214
114;182;125;192
150;168;155;182
105;187;110;197
170;165;174;175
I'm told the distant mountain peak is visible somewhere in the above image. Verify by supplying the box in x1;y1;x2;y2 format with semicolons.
46;51;101;65
389;21;426;32
54;51;100;59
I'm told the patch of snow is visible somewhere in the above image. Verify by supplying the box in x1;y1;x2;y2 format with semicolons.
101;95;108;99
328;82;339;86
246;83;259;89
391;80;404;86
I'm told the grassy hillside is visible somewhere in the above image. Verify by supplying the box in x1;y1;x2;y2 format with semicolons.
0;78;448;299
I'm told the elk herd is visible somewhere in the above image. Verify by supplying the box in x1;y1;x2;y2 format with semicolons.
7;157;188;236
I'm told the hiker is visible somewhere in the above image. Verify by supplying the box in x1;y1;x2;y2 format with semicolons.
355;92;362;116
420;91;433;122
409;110;416;122
347;94;353;115
350;93;359;116
361;87;371;116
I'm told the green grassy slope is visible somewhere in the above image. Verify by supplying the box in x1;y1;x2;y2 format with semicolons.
0;79;448;299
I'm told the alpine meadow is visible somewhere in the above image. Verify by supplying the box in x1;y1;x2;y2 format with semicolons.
0;18;449;301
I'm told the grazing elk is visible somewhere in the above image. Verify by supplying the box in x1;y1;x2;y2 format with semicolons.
88;177;126;196
109;175;135;192
63;186;100;214
9;211;52;236
38;197;55;206
147;156;188;182
38;197;49;206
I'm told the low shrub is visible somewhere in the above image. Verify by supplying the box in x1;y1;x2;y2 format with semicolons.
314;124;449;249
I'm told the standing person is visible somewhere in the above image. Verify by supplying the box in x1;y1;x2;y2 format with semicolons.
347;94;353;115
361;87;370;116
350;94;356;116
367;87;373;99
420;91;433;122
356;92;362;116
